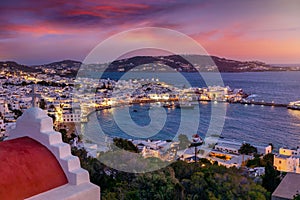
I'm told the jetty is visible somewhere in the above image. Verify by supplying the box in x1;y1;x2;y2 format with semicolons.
240;100;287;107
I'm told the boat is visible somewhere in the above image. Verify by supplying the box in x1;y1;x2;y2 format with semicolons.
149;102;161;108
287;101;300;110
176;102;194;109
162;102;175;108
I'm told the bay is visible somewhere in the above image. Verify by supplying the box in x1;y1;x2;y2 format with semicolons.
83;72;300;149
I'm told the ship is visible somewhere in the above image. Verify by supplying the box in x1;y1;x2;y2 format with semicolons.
287;101;300;110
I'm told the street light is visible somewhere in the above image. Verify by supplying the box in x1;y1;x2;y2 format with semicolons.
190;134;203;163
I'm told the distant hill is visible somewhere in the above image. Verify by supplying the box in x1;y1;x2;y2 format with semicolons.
101;55;300;72
1;55;299;75
40;60;82;69
0;61;39;72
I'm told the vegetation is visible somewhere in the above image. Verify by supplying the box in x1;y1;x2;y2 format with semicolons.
69;143;270;200
178;134;190;150
294;194;300;200
262;163;281;193
239;143;258;155
59;128;77;144
12;109;23;119
112;138;139;153
39;99;47;109
246;153;274;168
245;153;281;194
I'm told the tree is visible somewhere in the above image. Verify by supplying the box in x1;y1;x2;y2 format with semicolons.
49;104;56;110
262;163;281;193
113;138;138;153
246;154;261;168
294;193;300;200
239;143;257;155
59;129;75;144
246;153;275;168
48;114;56;123
68;143;270;200
261;153;274;166
39;99;47;110
12;109;23;119
269;143;274;151
178;134;190;150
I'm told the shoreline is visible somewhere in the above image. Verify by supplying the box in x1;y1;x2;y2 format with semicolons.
85;98;292;119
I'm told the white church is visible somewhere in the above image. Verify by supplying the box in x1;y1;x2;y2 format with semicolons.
0;106;100;199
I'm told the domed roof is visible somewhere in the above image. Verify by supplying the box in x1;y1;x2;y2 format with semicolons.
0;137;68;200
2;107;100;200
21;107;48;119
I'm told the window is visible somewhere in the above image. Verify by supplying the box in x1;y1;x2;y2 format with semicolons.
279;160;282;164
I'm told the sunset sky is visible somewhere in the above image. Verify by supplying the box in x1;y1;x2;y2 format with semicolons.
0;0;300;65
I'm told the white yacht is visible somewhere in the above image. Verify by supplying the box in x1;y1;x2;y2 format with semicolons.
288;101;300;110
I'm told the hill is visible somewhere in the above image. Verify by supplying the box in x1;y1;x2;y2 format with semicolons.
1;55;299;75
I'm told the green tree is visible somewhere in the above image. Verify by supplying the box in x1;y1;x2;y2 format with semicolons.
49;104;56;110
48;114;56;123
12;109;23;119
239;143;257;155
246;155;261;167
261;153;274;166
246;153;274;168
113;138;138;153
39;99;47;110
68;144;270;200
134;167;184;200
294;193;300;200
59;129;70;143
262;163;281;193
178;134;190;150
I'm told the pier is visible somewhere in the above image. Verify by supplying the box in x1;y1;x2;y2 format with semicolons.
239;100;288;107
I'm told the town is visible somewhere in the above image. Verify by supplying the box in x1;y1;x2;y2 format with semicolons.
1;63;298;177
0;62;248;137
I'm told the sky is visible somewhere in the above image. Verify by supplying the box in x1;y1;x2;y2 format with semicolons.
0;0;300;65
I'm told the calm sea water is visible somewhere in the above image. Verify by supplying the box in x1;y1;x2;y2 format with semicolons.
83;72;300;149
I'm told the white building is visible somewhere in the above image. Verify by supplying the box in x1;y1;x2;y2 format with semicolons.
0;99;9;114
274;147;300;173
1;107;100;199
62;112;82;123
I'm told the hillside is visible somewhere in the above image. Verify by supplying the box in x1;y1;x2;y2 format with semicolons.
1;55;299;75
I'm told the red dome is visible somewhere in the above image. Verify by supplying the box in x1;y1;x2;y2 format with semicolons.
0;137;68;200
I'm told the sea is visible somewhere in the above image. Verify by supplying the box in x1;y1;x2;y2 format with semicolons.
81;72;300;150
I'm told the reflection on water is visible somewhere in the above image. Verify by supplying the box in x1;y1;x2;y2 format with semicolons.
89;102;300;150
288;110;300;128
288;109;300;120
82;72;300;149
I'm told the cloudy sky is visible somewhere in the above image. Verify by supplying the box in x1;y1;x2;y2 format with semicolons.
0;0;299;65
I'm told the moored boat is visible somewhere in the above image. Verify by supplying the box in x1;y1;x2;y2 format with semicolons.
287;101;300;110
162;102;175;108
176;102;194;109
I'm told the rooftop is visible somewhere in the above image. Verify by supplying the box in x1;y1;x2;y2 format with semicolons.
0;137;67;199
272;173;300;199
